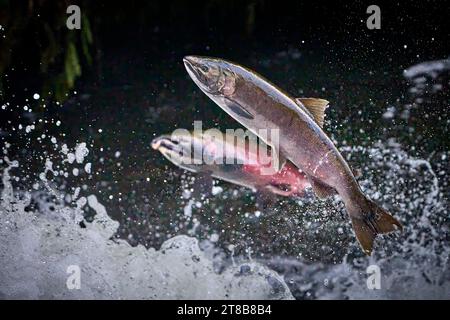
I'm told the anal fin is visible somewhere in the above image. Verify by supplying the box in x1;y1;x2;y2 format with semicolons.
309;177;336;199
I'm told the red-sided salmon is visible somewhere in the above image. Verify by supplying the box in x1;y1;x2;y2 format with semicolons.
152;131;311;198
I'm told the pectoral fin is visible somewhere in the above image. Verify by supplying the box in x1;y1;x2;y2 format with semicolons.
265;183;294;197
295;98;329;128
224;98;254;120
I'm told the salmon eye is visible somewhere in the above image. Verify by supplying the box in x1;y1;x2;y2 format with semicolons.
200;65;208;73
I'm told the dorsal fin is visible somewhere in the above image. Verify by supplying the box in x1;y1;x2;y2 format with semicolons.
295;98;329;128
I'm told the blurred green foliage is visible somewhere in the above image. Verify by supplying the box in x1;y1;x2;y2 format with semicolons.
0;0;94;103
0;0;274;104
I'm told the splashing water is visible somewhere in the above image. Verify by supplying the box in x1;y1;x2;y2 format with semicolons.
0;150;292;299
0;58;448;299
1;132;448;299
264;141;449;299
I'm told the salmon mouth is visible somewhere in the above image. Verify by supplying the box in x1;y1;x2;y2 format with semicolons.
183;57;194;72
183;56;215;93
151;137;178;152
151;138;162;150
183;56;200;80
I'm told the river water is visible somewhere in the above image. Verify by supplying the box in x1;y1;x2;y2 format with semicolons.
0;45;448;299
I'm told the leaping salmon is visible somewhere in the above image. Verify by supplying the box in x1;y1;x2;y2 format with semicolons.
183;55;403;255
152;130;311;198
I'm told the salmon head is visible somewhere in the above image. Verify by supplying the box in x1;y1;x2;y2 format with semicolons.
151;131;229;172
183;56;238;97
151;133;199;172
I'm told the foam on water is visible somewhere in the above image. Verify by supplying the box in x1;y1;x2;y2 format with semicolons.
404;58;450;97
404;58;450;79
0;154;292;299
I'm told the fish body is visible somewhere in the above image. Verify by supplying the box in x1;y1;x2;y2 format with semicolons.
151;131;310;197
183;55;402;254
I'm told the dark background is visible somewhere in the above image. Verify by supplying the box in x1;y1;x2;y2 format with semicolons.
0;0;448;109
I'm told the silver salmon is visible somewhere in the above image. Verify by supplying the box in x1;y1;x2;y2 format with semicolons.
183;55;402;254
152;131;311;198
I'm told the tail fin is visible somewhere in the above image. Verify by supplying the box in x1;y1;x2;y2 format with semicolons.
350;198;403;255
